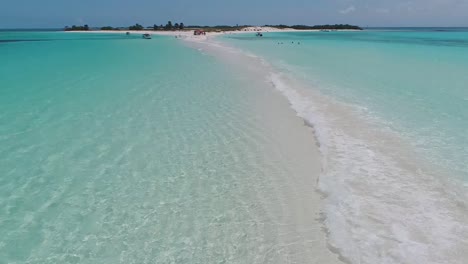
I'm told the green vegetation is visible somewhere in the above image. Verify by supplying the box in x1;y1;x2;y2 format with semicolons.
164;21;173;30
128;24;144;30
64;25;89;31
142;21;185;31
101;26;118;31
264;24;362;30
65;23;362;32
186;25;251;32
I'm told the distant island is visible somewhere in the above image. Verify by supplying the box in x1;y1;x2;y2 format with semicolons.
64;22;362;32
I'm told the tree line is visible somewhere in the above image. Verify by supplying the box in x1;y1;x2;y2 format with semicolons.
264;24;362;30
64;25;89;31
128;21;185;31
64;23;362;32
99;21;185;31
64;21;185;31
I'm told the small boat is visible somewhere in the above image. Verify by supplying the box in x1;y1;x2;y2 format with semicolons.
256;32;263;37
126;32;130;35
142;33;151;39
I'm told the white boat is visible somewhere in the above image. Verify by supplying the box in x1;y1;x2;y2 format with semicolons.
142;34;151;39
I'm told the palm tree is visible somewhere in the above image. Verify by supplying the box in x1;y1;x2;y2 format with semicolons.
165;21;173;30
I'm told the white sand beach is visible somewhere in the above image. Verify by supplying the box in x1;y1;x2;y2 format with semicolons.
181;35;345;263
66;26;329;38
68;27;347;263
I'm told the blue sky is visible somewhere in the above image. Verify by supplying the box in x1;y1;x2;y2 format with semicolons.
1;0;468;28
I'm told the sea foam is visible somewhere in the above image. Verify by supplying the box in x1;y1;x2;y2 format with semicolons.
190;35;468;264
268;72;468;264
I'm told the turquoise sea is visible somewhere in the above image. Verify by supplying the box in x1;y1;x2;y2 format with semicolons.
1;29;468;264
222;29;468;181
218;29;468;263
1;32;333;263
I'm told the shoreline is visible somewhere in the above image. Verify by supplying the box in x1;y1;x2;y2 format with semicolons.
216;32;468;263
179;32;468;263
179;29;346;263
62;26;359;38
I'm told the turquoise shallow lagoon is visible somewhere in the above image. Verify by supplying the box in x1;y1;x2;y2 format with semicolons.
222;29;468;180
1;29;468;264
0;32;339;263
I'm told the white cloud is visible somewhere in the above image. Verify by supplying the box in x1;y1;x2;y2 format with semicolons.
339;5;356;14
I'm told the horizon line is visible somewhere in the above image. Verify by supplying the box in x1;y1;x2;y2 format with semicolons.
2;25;468;30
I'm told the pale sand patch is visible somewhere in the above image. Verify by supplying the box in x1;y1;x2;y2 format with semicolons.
181;37;345;263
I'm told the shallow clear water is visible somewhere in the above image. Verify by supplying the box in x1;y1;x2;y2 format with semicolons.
0;32;330;263
220;29;468;263
2;29;468;264
223;29;468;181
